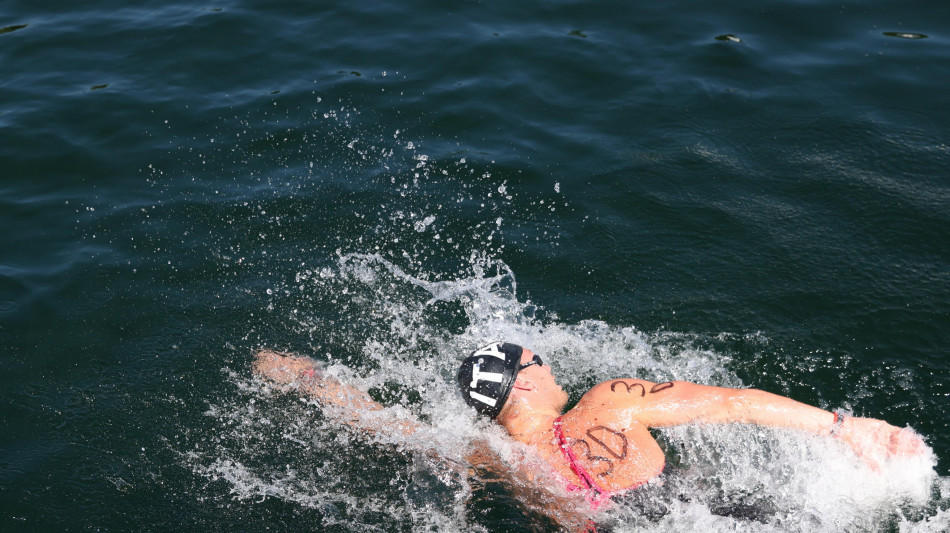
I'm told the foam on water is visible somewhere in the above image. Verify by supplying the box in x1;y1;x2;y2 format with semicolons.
182;251;946;531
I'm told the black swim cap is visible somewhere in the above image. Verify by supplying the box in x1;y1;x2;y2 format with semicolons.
456;342;524;419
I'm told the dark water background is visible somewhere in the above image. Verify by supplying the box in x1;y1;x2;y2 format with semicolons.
2;0;949;531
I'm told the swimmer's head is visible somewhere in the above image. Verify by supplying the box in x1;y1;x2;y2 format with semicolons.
457;341;533;418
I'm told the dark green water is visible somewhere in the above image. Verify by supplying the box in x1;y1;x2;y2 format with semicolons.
2;0;948;531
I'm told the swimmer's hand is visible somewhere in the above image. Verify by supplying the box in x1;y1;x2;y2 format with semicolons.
252;349;419;436
253;350;323;385
836;417;927;470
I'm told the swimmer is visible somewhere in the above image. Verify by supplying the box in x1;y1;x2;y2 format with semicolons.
253;342;926;525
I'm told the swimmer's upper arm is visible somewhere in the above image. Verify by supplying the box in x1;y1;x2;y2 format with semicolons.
583;379;735;427
583;379;835;433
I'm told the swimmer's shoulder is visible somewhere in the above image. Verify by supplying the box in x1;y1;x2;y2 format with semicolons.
580;378;665;405
574;378;688;422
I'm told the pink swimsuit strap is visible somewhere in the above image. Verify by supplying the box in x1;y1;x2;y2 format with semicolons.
553;416;611;500
553;417;664;512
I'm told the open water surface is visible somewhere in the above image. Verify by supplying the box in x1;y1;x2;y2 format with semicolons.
2;0;949;531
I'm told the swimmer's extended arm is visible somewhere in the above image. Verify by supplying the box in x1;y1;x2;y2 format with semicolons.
588;379;926;468
591;379;834;431
253;350;420;435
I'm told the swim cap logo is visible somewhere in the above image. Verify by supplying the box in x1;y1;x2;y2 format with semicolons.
473;343;507;361
467;343;509;407
457;341;524;418
470;362;504;388
469;343;507;388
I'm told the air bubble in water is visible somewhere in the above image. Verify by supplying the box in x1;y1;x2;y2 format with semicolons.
414;215;436;232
